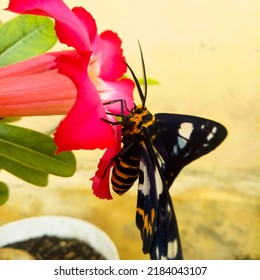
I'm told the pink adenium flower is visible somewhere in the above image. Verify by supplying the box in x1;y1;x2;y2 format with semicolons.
1;0;135;199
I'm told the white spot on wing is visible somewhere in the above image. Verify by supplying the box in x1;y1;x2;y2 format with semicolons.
154;149;165;170
139;156;163;198
207;126;218;141
177;136;187;149
138;160;150;196
156;247;160;259
207;133;214;141
172;123;193;155
179;122;193;139
167;239;178;259
155;168;163;194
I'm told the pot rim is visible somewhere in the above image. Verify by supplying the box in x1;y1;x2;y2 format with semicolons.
0;215;119;260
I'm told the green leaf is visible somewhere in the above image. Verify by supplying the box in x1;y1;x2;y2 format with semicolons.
0;154;48;186
138;77;160;85
0;14;57;67
123;75;159;86
0;117;21;123
0;182;9;205
0;123;76;186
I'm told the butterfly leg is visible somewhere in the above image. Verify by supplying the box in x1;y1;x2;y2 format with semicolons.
103;99;132;115
101;99;133;124
100;118;124;125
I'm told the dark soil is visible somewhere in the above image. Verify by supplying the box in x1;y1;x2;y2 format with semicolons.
3;235;106;260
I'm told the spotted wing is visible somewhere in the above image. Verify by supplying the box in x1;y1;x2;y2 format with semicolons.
136;141;183;260
151;113;228;187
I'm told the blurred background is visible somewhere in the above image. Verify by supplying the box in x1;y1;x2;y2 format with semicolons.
0;0;259;259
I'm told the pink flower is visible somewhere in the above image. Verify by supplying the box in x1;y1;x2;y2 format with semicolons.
2;0;135;199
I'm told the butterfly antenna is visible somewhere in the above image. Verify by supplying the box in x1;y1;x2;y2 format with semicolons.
124;61;146;105
138;41;147;106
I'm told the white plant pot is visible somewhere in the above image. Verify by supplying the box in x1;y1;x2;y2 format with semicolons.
0;215;119;260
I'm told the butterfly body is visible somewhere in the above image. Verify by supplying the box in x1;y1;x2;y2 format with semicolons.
112;105;156;195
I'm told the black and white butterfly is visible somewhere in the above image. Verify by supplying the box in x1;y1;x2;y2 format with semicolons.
107;47;227;260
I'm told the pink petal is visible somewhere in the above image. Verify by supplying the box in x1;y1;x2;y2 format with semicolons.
7;0;95;52
99;31;127;80
54;52;115;151
91;31;128;81
100;78;135;115
91;117;122;199
91;148;114;200
88;30;135;115
72;7;97;44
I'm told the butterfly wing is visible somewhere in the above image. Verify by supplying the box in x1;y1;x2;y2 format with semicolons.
136;139;183;259
151;113;228;187
136;113;227;259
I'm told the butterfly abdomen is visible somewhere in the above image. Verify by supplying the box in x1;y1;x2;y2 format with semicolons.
111;146;141;194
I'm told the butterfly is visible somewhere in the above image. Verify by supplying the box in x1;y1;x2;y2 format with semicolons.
106;46;227;260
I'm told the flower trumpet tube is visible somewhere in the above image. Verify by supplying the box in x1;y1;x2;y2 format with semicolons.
0;53;76;117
